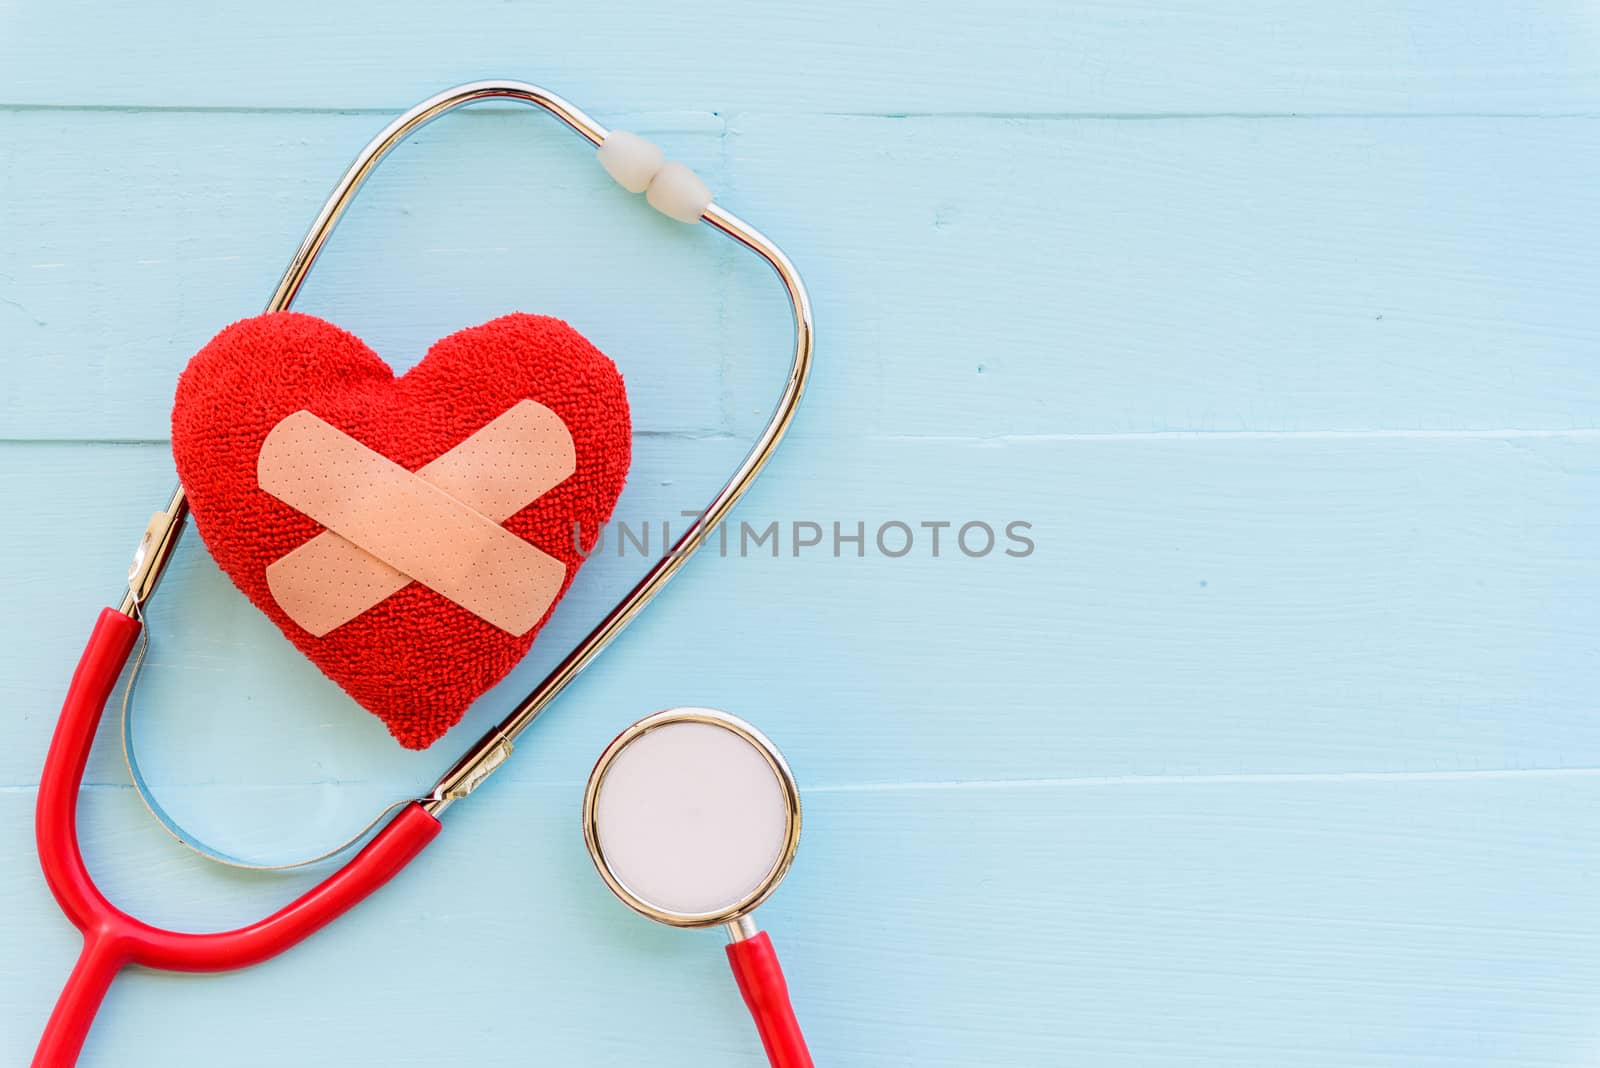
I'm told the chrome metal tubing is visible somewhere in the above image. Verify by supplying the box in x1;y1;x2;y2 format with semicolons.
264;81;609;315
120;82;611;618
725;914;761;944
116;80;814;827
423;200;812;814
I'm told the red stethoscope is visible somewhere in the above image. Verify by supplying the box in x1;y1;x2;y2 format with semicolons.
32;79;812;1066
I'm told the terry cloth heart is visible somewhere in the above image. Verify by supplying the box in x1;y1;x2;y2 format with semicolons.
171;311;631;749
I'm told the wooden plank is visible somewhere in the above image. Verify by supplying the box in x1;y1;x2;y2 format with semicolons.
2;433;1595;794
720;113;1600;438
2;1;1599;113
4;2;1597;1064
6;112;1600;441
0;108;750;438
3;774;1597;1065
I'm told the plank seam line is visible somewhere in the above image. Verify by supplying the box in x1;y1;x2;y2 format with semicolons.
4;766;1600;793
0;429;738;446
806;766;1600;792
6;428;1600;448
882;428;1600;444
825;110;1600;121
6;104;1600;120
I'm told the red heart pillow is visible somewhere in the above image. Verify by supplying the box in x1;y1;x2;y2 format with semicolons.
171;311;631;748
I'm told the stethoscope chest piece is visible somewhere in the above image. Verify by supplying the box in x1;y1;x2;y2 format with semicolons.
584;707;800;928
583;708;814;1066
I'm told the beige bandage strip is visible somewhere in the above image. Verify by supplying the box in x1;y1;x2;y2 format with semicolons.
259;401;576;637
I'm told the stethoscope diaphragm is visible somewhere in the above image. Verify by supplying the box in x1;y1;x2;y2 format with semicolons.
583;707;800;927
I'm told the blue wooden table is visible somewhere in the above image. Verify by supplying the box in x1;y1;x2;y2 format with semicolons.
4;2;1600;1064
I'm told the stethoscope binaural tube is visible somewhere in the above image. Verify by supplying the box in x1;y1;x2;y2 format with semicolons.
583;709;814;1068
33;609;441;1066
33;78;812;1066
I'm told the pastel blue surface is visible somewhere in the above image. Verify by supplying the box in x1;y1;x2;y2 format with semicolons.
3;2;1600;1064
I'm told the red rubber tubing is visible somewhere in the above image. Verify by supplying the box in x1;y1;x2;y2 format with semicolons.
725;932;814;1068
33;607;442;1066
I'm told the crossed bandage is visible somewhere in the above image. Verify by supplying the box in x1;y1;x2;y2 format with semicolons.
258;400;576;637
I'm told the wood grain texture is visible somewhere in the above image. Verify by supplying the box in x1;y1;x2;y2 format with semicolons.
3;434;1598;796
3;776;1598;1065
3;1;1600;1064
7;111;1600;440
0;108;748;439
2;0;1600;113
